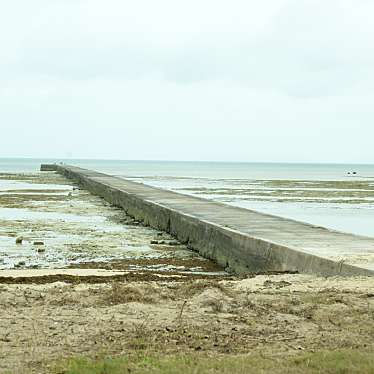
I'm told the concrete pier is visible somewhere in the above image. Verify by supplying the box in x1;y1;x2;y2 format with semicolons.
41;164;374;276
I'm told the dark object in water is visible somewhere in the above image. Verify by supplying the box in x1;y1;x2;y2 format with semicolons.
33;241;45;246
15;237;23;245
353;171;357;175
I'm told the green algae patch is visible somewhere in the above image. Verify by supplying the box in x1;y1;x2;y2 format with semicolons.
53;350;374;374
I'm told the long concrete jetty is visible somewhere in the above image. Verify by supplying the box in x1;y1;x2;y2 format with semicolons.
41;164;374;276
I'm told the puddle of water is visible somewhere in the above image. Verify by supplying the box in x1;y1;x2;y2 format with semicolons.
0;180;72;192
0;207;107;223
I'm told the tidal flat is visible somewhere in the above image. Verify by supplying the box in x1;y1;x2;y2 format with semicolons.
0;172;225;275
0;172;374;373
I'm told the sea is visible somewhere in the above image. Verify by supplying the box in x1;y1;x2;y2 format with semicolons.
1;158;374;238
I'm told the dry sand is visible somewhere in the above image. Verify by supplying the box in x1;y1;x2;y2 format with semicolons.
0;274;374;373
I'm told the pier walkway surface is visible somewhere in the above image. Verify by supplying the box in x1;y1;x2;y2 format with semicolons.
41;164;374;276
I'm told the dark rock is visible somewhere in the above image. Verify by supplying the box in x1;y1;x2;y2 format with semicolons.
168;241;180;246
15;237;23;245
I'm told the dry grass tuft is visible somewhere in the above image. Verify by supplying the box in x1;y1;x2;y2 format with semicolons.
103;282;157;305
178;280;234;299
202;298;225;313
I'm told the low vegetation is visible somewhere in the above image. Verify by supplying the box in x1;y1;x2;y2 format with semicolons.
53;350;374;374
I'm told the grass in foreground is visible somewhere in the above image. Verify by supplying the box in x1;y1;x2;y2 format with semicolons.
53;349;374;374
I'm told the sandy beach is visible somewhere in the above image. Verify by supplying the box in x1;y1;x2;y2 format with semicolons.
1;274;374;373
1;171;374;373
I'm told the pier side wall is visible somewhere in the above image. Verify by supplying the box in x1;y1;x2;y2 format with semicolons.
42;164;374;277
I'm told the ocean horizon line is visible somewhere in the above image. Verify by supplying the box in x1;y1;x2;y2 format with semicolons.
1;156;374;167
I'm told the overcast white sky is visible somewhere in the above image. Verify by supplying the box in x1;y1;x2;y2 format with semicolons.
1;0;373;163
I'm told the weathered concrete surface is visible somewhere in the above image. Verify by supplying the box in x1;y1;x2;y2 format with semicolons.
41;164;374;276
40;164;59;171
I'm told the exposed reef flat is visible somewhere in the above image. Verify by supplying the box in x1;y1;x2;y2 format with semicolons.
0;172;225;276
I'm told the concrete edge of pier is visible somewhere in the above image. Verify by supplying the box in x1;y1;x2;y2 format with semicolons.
41;163;374;277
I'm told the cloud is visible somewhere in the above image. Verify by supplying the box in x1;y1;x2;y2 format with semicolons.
0;0;373;162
